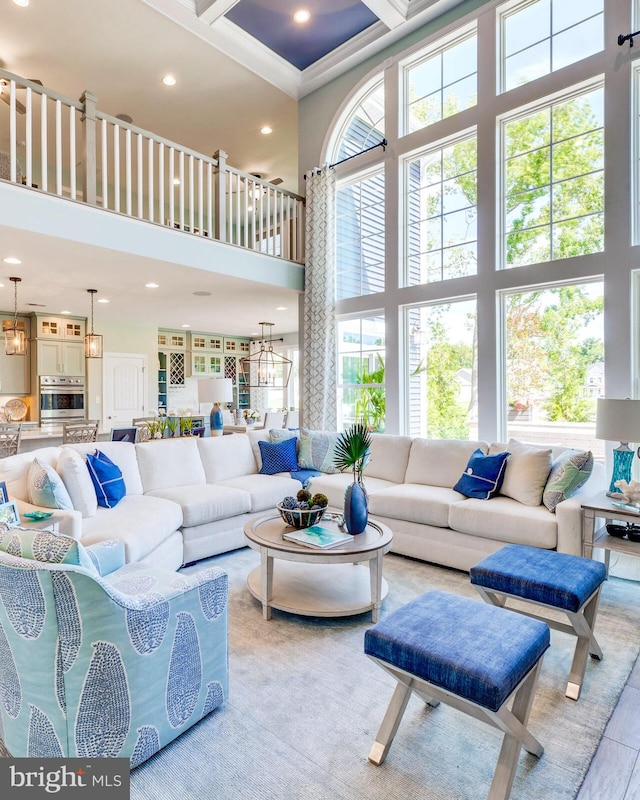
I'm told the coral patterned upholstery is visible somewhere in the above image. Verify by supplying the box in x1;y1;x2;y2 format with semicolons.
0;533;228;766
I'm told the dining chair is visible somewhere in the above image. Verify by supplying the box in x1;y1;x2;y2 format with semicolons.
262;411;286;431
284;410;299;429
62;419;100;444
0;423;22;457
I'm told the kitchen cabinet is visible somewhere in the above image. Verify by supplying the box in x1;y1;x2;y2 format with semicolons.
0;314;30;394
191;353;223;376
191;334;223;352
35;315;85;340
157;330;187;350
37;340;85;377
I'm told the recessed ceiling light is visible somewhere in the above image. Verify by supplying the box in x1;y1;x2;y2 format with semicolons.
293;9;310;24
97;298;109;304
145;282;159;288
193;291;212;297
60;310;71;315
162;75;176;86
0;283;4;289
260;126;273;135
173;178;181;185
3;257;21;265
181;324;191;328
13;0;30;7
276;306;287;311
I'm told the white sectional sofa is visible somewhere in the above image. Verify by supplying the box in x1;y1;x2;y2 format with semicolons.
0;430;606;573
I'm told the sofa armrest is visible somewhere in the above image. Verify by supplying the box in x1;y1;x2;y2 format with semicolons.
554;461;607;555
13;498;82;540
85;539;126;576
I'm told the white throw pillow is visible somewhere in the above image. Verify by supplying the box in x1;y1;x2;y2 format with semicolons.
490;439;552;507
27;458;74;510
57;448;97;518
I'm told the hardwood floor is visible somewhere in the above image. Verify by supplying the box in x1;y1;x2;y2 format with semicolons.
578;656;640;798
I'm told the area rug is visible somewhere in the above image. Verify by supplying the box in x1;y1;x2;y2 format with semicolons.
128;548;640;800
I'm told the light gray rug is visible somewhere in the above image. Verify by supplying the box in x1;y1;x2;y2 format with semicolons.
129;548;640;800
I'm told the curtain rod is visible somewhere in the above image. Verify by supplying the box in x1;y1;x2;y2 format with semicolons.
304;138;388;179
619;29;640;47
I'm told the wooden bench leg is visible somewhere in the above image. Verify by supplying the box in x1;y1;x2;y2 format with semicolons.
488;659;544;800
566;588;603;700
368;678;413;766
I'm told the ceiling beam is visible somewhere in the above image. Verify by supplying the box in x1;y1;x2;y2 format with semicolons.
361;0;409;29
196;0;239;26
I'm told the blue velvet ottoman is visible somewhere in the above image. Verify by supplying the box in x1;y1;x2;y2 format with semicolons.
364;590;549;800
470;544;606;700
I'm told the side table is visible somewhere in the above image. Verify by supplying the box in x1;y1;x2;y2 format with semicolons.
581;492;640;574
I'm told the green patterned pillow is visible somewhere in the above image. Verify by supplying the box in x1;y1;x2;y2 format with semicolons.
542;450;593;512
297;428;340;474
0;528;97;573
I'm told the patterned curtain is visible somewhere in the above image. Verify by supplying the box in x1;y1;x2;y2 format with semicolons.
302;167;337;431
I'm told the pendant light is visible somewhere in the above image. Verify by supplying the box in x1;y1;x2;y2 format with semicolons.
84;289;103;358
239;322;292;388
4;277;27;356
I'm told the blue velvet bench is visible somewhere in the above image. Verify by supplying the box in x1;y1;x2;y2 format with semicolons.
470;544;606;701
364;590;549;800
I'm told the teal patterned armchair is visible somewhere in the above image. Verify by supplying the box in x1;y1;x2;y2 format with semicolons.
0;530;228;766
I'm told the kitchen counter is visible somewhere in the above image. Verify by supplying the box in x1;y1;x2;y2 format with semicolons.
16;425;109;453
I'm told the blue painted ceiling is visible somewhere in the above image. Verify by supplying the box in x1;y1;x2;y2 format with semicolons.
225;0;380;70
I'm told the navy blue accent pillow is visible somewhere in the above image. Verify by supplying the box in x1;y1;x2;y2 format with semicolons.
453;449;510;500
86;450;126;508
259;438;299;475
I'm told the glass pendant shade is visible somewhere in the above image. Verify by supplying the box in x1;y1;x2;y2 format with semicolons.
5;277;26;356
239;322;292;389
84;289;103;358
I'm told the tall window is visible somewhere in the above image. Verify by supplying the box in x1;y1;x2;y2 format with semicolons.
403;27;477;134
404;134;477;285
336;170;385;299
502;84;604;268
406;300;477;439
503;281;604;454
329;79;385;163
337;316;385;431
499;0;604;92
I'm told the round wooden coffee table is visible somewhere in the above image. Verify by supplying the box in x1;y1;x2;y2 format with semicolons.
243;513;393;622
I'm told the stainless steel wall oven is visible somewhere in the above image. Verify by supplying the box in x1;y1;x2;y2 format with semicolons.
39;376;86;422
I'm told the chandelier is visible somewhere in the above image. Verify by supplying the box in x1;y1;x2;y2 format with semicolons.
239;322;292;389
84;289;103;358
4;277;26;356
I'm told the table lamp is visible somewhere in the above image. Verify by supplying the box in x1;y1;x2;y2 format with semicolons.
595;398;640;493
198;378;233;437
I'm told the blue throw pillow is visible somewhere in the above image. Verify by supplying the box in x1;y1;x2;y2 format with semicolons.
453;449;510;500
86;450;126;508
259;438;299;475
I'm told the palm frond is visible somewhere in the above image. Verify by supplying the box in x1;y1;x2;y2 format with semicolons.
333;423;372;480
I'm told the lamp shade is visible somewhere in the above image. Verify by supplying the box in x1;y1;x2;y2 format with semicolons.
595;398;640;443
198;378;233;404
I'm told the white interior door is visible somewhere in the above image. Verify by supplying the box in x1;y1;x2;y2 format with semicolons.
103;353;148;429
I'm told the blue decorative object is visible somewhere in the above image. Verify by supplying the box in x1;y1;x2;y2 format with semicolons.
86;450;126;508
453;449;510;499
210;405;224;435
258;438;299;474
609;447;635;494
344;481;368;535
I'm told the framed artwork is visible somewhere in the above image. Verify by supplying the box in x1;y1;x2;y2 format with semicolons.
110;427;138;443
0;481;7;504
0;500;20;530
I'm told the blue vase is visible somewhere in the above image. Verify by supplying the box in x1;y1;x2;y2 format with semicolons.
344;481;368;535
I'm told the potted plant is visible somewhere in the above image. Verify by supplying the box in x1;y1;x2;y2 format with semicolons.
180;416;193;436
166;417;179;438
333;422;372;534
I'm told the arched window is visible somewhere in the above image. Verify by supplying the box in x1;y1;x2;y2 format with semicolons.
328;76;385;165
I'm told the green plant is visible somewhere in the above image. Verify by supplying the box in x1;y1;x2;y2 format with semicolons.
158;417;169;437
354;354;386;432
146;419;160;438
333;422;372;485
180;416;193;435
166;417;179;437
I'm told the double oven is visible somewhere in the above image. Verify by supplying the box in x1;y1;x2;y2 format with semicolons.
39;375;86;423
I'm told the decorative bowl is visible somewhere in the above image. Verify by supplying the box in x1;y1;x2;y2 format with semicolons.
277;504;325;529
627;526;640;543
606;523;628;538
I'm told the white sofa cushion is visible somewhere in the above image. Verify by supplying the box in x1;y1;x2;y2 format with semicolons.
448;495;558;548
369;484;463;527
364;434;413;483
0;447;62;502
217;474;303;512
489;439;552;507
136;438;206;491
145;484;251;526
198;434;258;482
405;439;489;488
246;429;271;470
306;473;397;510
80;494;183;563
68;442;143;495
57;447;98;518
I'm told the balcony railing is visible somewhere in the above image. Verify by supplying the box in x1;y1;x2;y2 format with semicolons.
0;69;305;263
